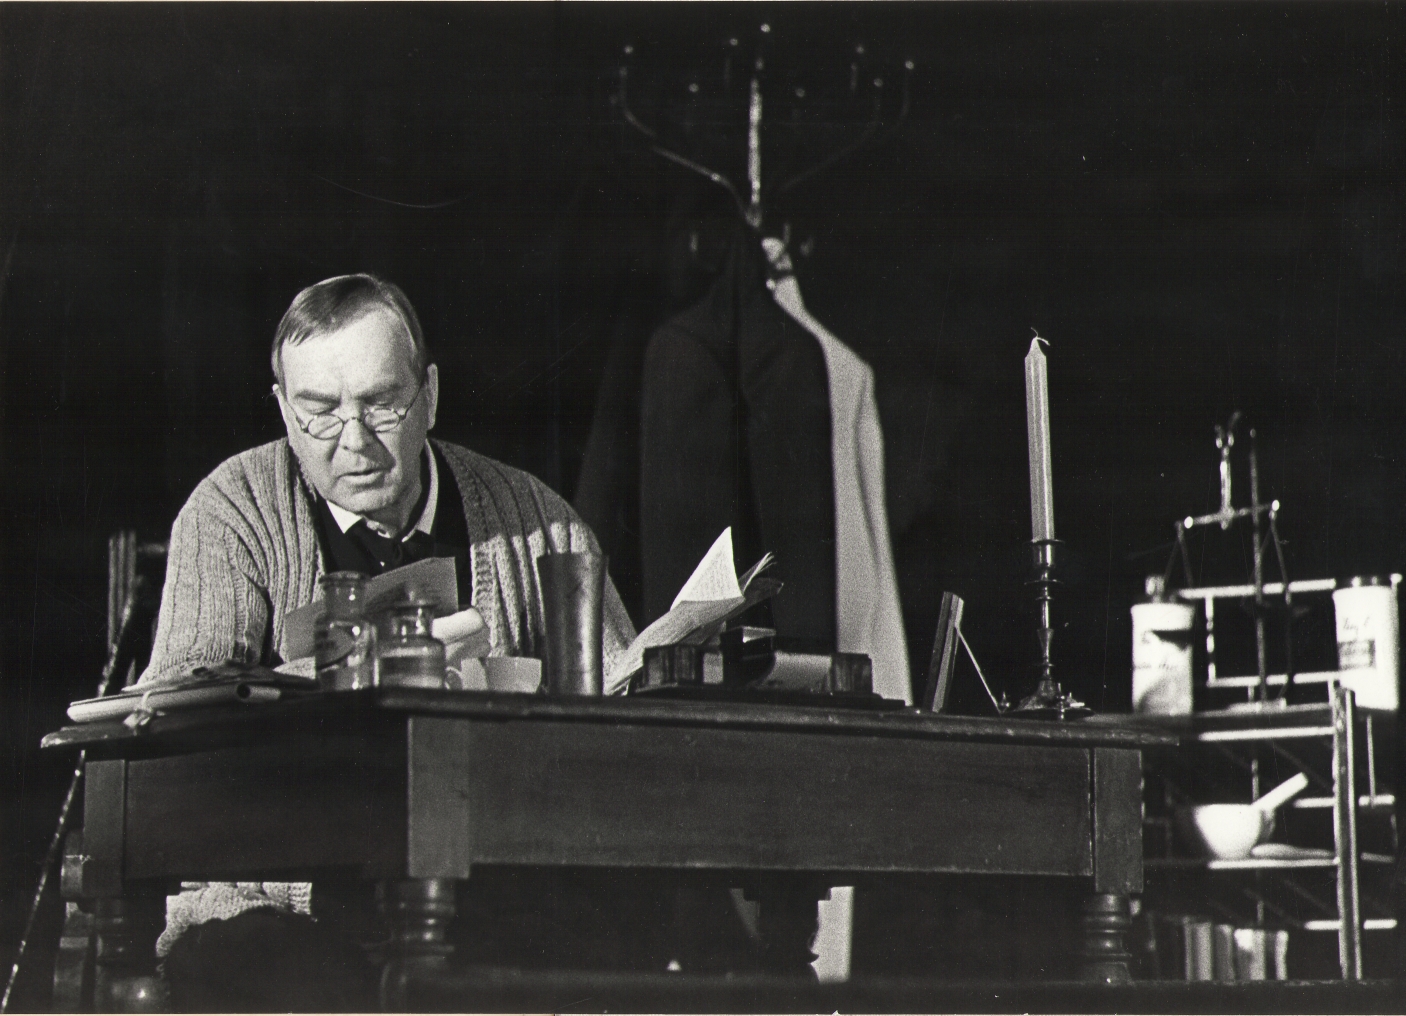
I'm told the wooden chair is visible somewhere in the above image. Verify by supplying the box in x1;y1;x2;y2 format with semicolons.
45;533;166;1012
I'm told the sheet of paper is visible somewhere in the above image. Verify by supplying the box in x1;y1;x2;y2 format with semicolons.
283;556;459;661
605;596;745;693
670;527;742;609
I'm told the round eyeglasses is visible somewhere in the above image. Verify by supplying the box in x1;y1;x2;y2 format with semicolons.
280;380;426;441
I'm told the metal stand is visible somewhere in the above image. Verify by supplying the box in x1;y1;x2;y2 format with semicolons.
1015;540;1090;719
1168;416;1295;704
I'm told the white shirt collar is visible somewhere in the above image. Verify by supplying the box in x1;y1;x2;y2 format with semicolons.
325;441;438;540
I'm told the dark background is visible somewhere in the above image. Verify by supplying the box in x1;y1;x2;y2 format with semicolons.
2;1;1402;994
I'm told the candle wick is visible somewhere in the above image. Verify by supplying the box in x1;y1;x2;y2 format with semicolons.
1031;328;1049;350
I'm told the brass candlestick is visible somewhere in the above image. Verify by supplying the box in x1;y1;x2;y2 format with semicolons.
1015;540;1090;719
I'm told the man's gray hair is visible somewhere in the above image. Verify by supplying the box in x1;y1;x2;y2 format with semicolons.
271;273;430;385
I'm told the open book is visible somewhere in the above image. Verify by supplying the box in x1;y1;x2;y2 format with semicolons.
606;528;778;694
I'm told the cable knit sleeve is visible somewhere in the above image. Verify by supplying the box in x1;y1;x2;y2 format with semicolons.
136;488;272;687
438;441;636;683
134;441;320;688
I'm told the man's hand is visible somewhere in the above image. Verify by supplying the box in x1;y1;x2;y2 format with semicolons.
432;606;490;657
434;608;492;688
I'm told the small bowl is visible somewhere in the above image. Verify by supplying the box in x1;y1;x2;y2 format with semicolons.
1176;804;1274;860
483;656;542;694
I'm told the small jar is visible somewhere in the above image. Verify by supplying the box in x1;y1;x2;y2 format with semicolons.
315;572;378;691
377;601;447;689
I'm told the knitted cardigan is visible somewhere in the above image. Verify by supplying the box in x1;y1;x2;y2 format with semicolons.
136;437;636;953
138;437;634;686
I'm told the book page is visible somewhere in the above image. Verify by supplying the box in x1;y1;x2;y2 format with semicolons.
670;528;743;609
737;551;775;594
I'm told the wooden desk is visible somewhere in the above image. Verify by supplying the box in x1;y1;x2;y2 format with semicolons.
43;690;1174;1009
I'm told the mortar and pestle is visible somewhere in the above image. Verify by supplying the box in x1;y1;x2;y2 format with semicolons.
1176;773;1310;860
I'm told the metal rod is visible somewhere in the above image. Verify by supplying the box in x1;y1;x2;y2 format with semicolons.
1333;685;1362;979
1268;509;1295;693
746;73;763;227
1366;714;1377;800
1205;597;1217;684
1249;428;1268;702
1182;504;1275;530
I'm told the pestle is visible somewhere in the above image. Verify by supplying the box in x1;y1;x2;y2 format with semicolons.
1251;772;1310;816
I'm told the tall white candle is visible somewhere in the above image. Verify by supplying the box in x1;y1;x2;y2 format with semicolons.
1025;335;1054;541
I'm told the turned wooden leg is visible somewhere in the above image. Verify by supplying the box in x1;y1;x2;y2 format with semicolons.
378;878;456;1011
1080;892;1133;984
92;893;166;1013
1086;746;1142;984
54;830;95;1012
53;902;95;1013
747;883;825;979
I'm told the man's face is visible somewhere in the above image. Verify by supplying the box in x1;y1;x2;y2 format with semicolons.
276;308;439;527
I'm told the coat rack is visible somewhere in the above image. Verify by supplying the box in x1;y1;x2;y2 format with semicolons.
613;25;914;232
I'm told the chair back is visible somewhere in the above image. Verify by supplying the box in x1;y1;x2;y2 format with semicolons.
107;532;167;688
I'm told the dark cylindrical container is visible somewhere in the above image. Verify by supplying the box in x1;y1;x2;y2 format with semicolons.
538;552;605;696
642;644;705;689
828;652;874;694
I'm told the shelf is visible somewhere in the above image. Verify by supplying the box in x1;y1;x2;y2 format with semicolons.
1148;856;1335;871
1294;794;1394;811
1206;670;1336;689
1177;579;1339;600
1196;725;1334;743
1145;852;1393;872
1304;918;1397;932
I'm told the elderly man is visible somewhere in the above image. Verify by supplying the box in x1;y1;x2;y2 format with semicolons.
139;274;654;1009
139;272;634;687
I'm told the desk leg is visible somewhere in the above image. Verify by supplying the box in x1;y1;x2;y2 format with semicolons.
1080;892;1132;984
92;892;165;1013
378;878;456;1011
1083;746;1142;984
747;882;824;978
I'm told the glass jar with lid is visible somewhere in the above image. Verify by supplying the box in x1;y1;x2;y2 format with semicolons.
315;571;378;691
377;601;447;689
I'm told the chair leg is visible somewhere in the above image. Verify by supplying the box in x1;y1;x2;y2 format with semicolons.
92;894;166;1013
53;902;96;1013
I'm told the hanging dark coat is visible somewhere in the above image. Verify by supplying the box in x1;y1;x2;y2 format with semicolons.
634;231;836;646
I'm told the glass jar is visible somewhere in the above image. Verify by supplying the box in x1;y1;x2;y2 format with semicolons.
377;601;447;689
315;572;378;691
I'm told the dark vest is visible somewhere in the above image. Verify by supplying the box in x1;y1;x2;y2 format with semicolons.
308;443;474;609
